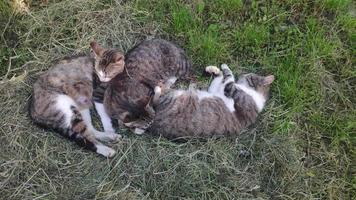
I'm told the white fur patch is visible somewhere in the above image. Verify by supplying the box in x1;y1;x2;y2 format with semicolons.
94;131;121;142
134;128;145;135
80;108;94;129
197;90;214;99
236;84;266;112
197;91;235;112
173;90;185;97
154;86;162;95
218;95;235;112
167;76;177;86
96;144;116;157
208;75;223;93
80;107;121;142
99;77;111;82
98;70;104;77
221;63;229;70
55;94;76;126
97;71;111;82
94;102;115;133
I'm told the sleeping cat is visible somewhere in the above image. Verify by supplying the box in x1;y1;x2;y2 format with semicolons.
125;64;274;139
30;39;189;156
90;39;191;132
30;54;124;157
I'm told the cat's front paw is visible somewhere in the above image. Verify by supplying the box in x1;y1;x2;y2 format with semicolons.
106;132;122;143
205;66;221;76
134;128;145;135
220;63;230;70
111;133;122;142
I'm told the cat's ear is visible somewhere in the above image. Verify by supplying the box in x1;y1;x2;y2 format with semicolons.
263;75;275;86
113;53;124;65
90;41;105;57
112;53;125;74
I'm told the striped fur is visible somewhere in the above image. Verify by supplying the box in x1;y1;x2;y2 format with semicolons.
94;39;192;127
144;64;274;140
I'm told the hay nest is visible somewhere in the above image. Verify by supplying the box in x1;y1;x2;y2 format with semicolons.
0;0;353;199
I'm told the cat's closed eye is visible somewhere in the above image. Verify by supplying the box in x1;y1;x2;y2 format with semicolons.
90;41;125;82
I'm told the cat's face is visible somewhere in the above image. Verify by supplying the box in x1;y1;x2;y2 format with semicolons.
236;73;275;98
90;41;125;82
64;81;93;109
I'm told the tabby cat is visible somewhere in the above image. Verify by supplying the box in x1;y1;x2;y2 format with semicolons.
90;39;191;132
30;53;124;157
125;64;274;139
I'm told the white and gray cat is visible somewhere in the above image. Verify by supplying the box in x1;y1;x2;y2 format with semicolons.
125;64;274;139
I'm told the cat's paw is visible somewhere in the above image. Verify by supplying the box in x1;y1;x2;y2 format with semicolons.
96;144;116;158
108;132;122;142
205;66;221;76
94;130;121;143
134;128;145;135
220;63;230;70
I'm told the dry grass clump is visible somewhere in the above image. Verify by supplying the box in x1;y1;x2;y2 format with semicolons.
0;0;354;199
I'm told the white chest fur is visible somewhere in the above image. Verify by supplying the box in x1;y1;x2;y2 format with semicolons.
235;84;266;112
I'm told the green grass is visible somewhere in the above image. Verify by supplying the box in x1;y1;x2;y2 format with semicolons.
0;0;355;199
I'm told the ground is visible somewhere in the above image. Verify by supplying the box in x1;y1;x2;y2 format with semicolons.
0;0;355;199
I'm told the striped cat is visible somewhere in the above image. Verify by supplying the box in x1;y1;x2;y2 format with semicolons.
90;39;191;133
125;64;274;139
30;53;124;157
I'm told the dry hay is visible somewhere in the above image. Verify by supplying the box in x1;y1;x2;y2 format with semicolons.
0;0;353;199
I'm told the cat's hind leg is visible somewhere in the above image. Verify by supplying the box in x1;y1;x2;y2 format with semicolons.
55;95;116;157
205;65;223;93
80;108;121;142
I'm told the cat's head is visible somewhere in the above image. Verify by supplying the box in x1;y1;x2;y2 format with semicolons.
236;73;275;98
64;81;93;109
90;41;125;82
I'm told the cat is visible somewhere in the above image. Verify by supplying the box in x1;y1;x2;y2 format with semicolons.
125;64;274;139
90;39;191;133
30;38;189;157
29;53;124;157
90;41;126;134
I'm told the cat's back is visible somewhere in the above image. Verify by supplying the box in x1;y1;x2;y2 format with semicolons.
43;55;93;82
105;39;191;123
34;55;93;90
31;55;94;115
125;39;191;80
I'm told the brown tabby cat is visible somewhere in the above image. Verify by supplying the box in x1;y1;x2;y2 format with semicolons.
90;39;191;132
30;54;124;157
125;64;274;139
